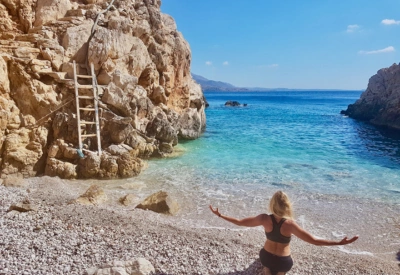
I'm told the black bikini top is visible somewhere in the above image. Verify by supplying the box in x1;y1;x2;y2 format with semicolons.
265;214;291;244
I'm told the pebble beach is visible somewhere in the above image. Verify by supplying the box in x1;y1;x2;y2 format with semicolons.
1;176;399;275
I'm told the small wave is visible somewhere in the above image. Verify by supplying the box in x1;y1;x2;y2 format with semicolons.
202;188;230;200
331;231;346;238
271;182;293;188
327;171;352;179
336;246;373;256
192;225;249;231
388;188;400;194
283;163;318;170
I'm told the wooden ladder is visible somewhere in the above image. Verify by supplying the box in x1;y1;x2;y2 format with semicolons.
73;61;102;156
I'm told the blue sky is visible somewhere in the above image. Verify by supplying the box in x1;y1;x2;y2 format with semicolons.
161;0;400;90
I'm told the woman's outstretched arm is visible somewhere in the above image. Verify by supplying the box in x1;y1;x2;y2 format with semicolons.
291;220;358;246
209;205;265;227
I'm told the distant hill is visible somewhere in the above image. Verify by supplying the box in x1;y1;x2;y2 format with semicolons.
191;74;249;91
192;73;363;92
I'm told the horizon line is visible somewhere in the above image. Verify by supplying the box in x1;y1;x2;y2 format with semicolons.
191;73;365;92
202;87;365;91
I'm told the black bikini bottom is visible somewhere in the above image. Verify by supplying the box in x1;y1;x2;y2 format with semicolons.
259;248;293;275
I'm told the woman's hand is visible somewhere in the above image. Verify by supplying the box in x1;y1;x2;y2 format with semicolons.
338;236;359;245
209;205;221;217
209;205;265;227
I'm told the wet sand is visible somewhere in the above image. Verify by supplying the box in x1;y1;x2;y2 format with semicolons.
0;176;399;274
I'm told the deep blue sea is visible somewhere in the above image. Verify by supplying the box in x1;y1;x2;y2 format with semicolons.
130;91;400;206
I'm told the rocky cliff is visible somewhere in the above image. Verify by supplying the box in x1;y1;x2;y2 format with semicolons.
0;0;206;179
341;63;400;130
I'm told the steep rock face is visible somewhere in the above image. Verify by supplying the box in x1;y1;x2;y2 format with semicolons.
0;0;206;179
342;63;400;130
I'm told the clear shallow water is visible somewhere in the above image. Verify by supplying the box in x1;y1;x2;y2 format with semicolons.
132;91;400;205
73;91;399;260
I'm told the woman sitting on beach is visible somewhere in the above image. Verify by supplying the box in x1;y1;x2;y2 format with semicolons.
209;190;358;275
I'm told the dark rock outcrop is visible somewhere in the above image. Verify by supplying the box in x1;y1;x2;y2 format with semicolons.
225;101;241;107
341;63;400;130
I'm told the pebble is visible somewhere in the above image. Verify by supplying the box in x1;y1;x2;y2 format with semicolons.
0;183;398;275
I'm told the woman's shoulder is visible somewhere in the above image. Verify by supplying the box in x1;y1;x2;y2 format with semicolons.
282;218;299;229
257;213;272;223
258;213;271;219
257;213;272;228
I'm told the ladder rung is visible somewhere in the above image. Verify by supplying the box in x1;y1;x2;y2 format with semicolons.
78;85;93;89
74;62;102;156
78;96;95;99
80;120;96;125
77;75;92;79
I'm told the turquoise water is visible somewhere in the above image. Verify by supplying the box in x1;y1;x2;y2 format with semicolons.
136;91;400;204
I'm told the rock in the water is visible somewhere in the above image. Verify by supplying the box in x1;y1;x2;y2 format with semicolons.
225;100;241;106
136;191;179;215
73;185;107;205
119;193;138;206
341;63;400;130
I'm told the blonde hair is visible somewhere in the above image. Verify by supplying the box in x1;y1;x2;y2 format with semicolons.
269;191;293;219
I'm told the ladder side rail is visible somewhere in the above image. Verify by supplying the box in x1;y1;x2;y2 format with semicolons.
91;63;102;155
73;61;83;152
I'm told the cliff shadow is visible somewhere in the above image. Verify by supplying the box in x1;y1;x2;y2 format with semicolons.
348;119;400;168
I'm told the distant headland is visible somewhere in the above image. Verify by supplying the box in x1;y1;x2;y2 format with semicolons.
192;74;363;92
191;74;249;91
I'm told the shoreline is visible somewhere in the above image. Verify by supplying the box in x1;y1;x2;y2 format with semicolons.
0;176;399;274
